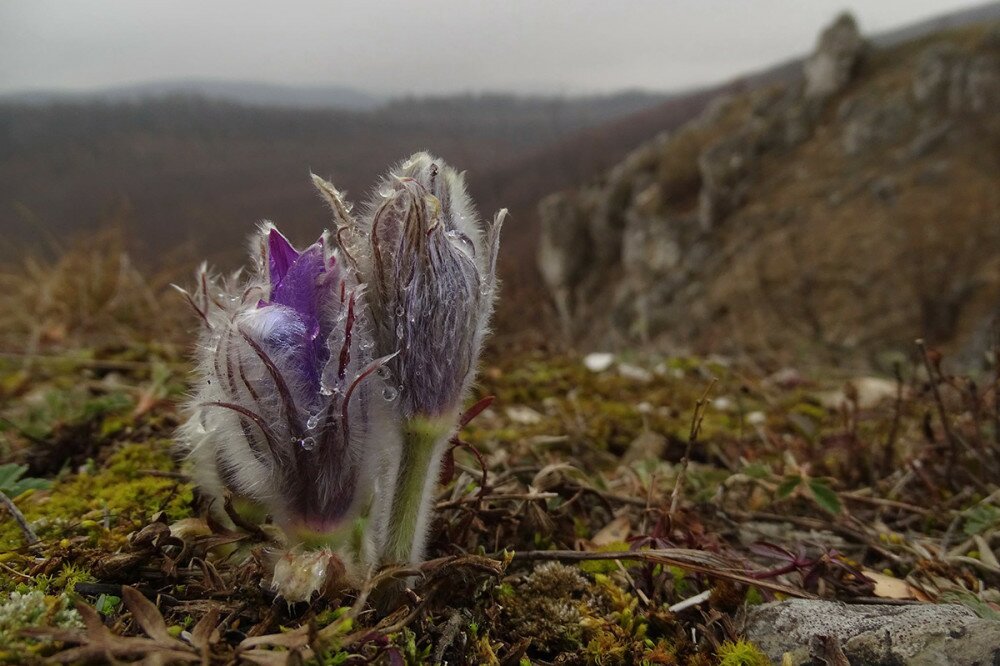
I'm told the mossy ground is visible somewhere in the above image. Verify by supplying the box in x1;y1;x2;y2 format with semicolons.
1;335;998;664
1;244;999;664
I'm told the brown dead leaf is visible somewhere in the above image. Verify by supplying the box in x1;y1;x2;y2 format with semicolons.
589;515;632;547
863;570;930;601
121;586;175;644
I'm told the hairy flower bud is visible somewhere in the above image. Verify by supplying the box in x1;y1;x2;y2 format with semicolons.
318;153;504;420
314;153;504;567
177;225;400;592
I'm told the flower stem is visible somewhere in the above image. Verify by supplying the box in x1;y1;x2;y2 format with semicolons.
384;416;449;564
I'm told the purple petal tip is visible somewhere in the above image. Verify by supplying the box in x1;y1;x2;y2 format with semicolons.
268;228;300;286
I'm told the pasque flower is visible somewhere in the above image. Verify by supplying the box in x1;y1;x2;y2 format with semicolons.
313;153;504;566
177;224;402;597
177;153;503;600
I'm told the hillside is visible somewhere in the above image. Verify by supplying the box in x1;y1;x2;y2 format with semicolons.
538;15;1000;367
0;91;670;272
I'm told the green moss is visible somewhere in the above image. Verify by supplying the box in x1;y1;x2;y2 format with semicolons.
504;563;592;654
0;440;191;551
716;639;769;666
0;590;82;662
578;543;634;575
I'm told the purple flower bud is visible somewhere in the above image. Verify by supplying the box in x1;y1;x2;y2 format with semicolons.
177;224;399;557
313;153;505;569
319;153;504;419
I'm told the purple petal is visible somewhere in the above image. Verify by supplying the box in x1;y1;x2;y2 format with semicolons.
259;228;331;394
268;227;300;286
269;244;325;341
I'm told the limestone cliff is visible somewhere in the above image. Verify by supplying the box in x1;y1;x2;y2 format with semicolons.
538;14;1000;366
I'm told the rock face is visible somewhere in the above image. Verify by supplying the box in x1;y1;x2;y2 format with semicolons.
536;15;1000;362
745;599;1000;665
804;13;866;100
913;29;1000;113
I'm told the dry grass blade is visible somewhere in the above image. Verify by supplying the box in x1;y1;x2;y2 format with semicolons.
669;378;717;519
0;489;39;546
512;549;818;599
121;586;176;644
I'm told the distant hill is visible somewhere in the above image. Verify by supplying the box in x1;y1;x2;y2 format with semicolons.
0;80;386;111
873;0;1000;46
0;89;672;272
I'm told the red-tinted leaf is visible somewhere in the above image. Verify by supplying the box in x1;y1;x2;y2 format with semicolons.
459;395;495;426
749;541;796;562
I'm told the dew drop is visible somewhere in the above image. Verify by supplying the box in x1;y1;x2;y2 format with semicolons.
446;230;476;259
378;185;393;198
395;305;405;317
396;322;404;339
382;386;398;401
298;436;317;451
306;414;321;430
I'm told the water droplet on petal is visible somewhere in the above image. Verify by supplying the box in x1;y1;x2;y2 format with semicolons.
306;414;320;430
395;305;405;317
446;230;476;259
382;386;398;401
298;436;317;451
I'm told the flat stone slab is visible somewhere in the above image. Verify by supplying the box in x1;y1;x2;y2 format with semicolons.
745;599;1000;665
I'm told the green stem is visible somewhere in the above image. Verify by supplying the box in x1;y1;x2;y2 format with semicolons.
384;416;448;564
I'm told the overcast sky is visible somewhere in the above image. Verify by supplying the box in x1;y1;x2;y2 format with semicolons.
0;1;987;96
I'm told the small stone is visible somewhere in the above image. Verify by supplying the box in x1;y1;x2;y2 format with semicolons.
505;405;544;425
624;430;667;464
618;362;652;383
583;352;615;373
712;396;736;412
819;377;898;410
766;367;804;389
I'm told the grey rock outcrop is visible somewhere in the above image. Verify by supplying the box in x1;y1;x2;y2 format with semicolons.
839;92;915;156
804;13;865;99
537;192;595;335
912;28;1000;113
745;599;1000;665
697;120;766;230
535;13;999;359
